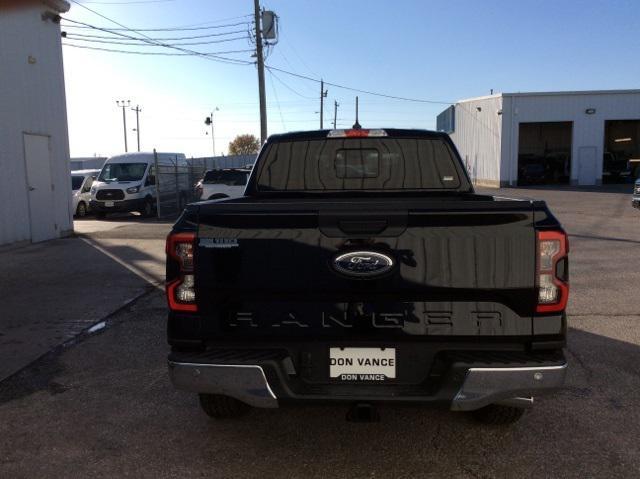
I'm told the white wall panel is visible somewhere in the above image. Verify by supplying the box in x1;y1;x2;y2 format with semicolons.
448;96;504;187
0;4;72;245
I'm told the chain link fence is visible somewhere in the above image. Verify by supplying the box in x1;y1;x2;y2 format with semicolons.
153;153;257;218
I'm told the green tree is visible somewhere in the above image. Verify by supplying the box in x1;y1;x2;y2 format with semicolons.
228;134;261;155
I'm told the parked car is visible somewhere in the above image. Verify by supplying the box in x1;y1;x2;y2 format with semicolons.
195;168;251;200
165;128;570;425
632;177;640;210
70;169;100;217
90;152;188;218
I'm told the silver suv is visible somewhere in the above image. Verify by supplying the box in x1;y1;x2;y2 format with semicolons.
633;178;640;210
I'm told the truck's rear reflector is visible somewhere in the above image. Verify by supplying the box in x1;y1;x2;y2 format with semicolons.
327;129;388;138
166;232;197;312
536;230;569;314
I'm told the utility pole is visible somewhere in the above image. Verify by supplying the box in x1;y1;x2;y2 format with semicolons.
254;0;267;143
333;100;339;129
319;79;328;129
353;96;361;129
116;100;130;152
131;104;142;152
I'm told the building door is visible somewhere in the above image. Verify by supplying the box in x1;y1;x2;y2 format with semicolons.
23;133;56;242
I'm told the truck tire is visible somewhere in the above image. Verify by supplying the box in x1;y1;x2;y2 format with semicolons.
198;394;250;419
142;199;155;218
471;404;525;425
76;201;87;217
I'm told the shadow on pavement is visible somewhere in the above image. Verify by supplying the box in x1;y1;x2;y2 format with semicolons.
0;221;169;383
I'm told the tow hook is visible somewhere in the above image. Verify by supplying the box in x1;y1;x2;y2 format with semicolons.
347;402;380;422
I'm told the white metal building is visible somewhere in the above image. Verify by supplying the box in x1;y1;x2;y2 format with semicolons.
70;157;107;171
0;0;72;246
437;90;640;187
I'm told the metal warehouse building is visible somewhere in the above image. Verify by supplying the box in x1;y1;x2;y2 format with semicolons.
437;89;640;187
0;0;72;246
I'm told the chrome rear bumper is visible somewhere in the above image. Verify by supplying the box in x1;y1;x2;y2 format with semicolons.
450;364;567;411
169;359;567;411
168;361;278;408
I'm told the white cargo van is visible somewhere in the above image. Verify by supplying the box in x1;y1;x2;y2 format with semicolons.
90;152;188;218
71;169;100;217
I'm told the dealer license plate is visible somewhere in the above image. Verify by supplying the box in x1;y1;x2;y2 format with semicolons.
104;201;114;207
329;347;396;381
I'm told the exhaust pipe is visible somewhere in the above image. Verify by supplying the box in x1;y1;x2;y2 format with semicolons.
495;397;534;409
347;402;380;422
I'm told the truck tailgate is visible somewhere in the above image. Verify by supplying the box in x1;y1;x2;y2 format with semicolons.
194;197;536;339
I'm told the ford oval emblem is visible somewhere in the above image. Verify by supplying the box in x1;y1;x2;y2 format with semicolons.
332;251;395;278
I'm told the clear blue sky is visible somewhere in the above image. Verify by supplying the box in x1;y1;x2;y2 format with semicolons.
62;0;640;157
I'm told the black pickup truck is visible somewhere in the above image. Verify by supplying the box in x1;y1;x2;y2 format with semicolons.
166;128;569;424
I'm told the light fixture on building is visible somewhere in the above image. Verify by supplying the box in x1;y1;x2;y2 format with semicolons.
497;109;503;115
476;107;482;112
585;108;596;115
614;137;632;143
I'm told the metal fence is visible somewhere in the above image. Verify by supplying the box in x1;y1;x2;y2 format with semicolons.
153;153;257;218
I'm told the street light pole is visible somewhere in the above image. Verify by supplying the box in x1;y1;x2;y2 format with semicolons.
131;105;142;152
116;100;130;152
205;107;219;157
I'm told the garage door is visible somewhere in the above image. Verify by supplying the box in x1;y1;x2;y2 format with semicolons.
518;122;572;186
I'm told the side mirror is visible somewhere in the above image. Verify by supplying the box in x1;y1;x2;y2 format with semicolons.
146;175;156;186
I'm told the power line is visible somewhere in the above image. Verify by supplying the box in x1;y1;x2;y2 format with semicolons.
61;15;253;65
79;0;176;4
267;72;286;130
63;28;248;41
60;19;251;32
63;35;250;47
62;43;254;56
265;65;453;105
63;2;454;112
267;68;315;100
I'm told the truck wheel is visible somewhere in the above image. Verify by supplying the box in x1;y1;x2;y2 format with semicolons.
198;394;250;419
143;199;155;218
471;404;525;425
76;202;87;217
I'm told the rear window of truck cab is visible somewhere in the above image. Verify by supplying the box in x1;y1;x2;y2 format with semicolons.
255;137;462;192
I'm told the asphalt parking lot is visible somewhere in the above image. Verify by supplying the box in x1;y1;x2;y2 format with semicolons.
1;186;639;478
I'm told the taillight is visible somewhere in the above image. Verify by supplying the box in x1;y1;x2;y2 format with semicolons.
166;232;197;312
536;230;569;313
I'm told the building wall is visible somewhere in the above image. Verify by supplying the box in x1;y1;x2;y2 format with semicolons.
70;157;107;171
448;96;504;187
501;91;640;185
0;4;72;245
